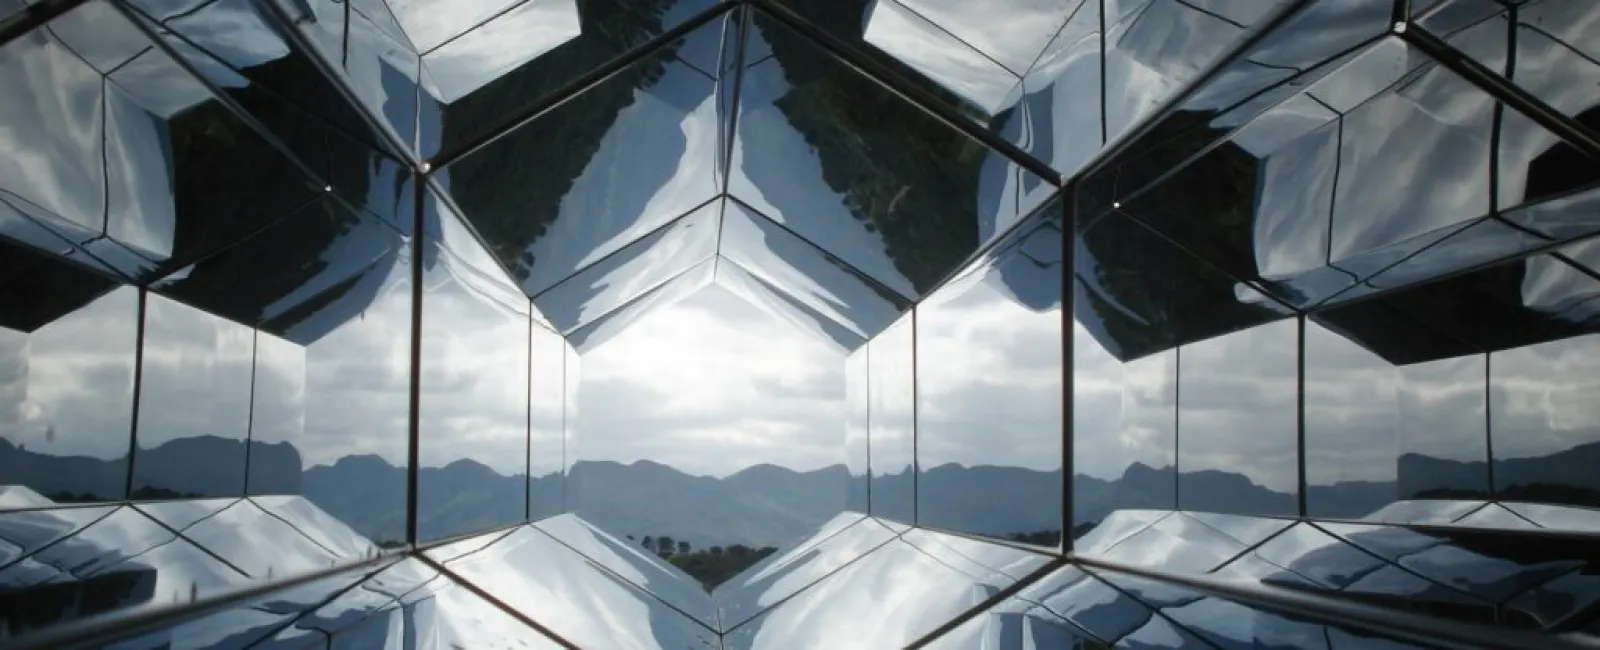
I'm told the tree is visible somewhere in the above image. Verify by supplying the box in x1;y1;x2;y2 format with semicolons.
677;541;690;555
642;536;654;550
709;546;723;557
657;536;676;556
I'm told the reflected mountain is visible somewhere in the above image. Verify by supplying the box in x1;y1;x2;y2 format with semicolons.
7;436;1600;545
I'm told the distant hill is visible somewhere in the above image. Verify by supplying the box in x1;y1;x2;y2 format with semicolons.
8;435;1600;548
0;435;300;499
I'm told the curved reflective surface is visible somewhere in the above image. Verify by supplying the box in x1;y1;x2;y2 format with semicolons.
8;0;1600;647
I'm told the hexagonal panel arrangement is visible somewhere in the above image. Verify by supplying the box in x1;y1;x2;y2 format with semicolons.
4;0;1600;648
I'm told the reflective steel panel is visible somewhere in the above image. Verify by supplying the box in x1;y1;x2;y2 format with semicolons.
534;512;716;628
0;504;251;635
917;199;1063;546
433;524;721;648
417;193;533;542
731;8;1045;299
140;194;414;546
1176;318;1298;516
713;513;894;631
867;313;915;523
132;294;255;499
438;15;732;298
722;530;1044;649
0;247;136;502
529;323;569;521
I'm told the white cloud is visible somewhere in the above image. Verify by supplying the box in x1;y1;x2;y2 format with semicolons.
574;285;847;477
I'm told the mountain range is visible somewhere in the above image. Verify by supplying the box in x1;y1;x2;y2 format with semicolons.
4;436;1599;547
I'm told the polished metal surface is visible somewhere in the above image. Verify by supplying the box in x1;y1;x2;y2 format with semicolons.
5;0;1600;647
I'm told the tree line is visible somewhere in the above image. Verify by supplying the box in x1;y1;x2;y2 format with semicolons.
626;534;780;591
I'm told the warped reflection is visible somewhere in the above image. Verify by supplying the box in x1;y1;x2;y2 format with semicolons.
5;0;1600;648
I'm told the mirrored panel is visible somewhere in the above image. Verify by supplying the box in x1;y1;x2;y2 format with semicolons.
1423;0;1600;213
417;195;533;542
1078;0;1398;221
1314;244;1600;522
417;0;725;158
145;195;414;546
0;247;137;503
916;200;1063;546
533;513;715;628
570;280;851;576
868;313;915;524
1491;333;1600;511
711;258;867;353
1011;0;1101;180
533;199;720;335
766;0;1032;150
6;8;333;283
1088;16;1600;311
434;524;722;648
1089;564;1448;649
1176;318;1298;517
1102;0;1294;145
131;294;254;499
263;0;425;164
98;558;392;649
722;531;1044;649
1073;207;1294;362
168;498;349;579
1072;343;1176;542
713;513;894;631
246;332;306;495
564;250;717;354
731;9;1043;299
529;323;568;521
718;198;911;343
1304;317;1401;519
1305;297;1492;519
250;495;379;560
438;15;730;297
0;504;252;636
129;0;411;179
844;346;869;512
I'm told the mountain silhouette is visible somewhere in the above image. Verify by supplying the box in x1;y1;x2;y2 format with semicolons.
0;435;300;500
8;435;1600;546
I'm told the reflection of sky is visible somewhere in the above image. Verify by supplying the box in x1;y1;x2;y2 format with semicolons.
418;249;534;475
1491;335;1600;461
863;0;1020;114
0;288;139;460
916;237;1062;471
577;286;846;477
419;0;582;103
730;58;918;299
517;59;721;295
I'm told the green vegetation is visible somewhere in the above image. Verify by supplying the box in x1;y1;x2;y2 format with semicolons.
47;486;206;503
630;534;778;591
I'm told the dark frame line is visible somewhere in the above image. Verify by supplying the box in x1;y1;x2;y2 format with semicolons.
405;170;425;546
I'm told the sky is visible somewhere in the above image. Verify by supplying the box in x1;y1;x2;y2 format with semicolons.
4;0;1600;495
574;284;847;478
